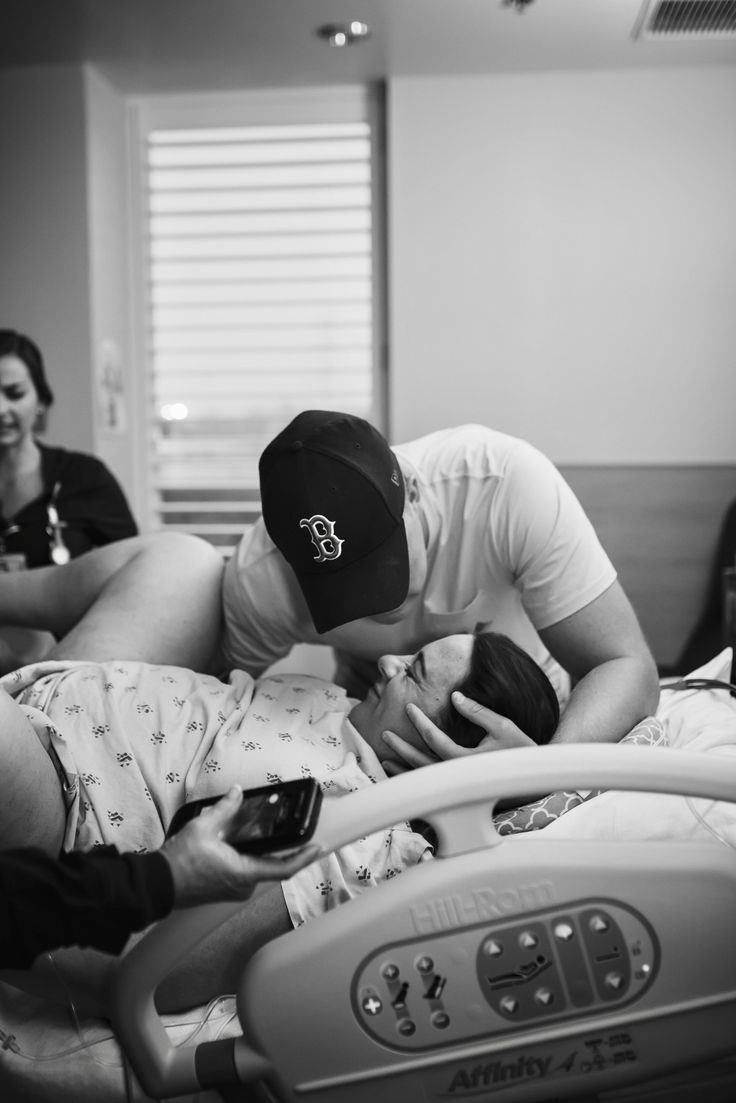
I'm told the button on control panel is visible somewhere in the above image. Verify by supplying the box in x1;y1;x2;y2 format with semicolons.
351;900;657;1052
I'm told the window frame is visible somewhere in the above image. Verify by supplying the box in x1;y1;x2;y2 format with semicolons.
127;84;387;541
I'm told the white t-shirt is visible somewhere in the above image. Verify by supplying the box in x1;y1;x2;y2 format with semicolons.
222;425;617;700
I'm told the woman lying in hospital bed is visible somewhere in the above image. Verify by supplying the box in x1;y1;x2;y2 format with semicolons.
3;534;730;1103
0;532;564;1018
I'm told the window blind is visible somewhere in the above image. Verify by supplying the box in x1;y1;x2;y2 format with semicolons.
142;94;379;556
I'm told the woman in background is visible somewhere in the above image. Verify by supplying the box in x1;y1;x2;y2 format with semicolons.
0;328;137;566
0;328;138;669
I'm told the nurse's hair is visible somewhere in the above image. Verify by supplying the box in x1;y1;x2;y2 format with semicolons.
0;329;54;408
437;631;560;749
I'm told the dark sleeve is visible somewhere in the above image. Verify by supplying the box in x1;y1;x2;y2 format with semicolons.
49;451;139;558
0;846;174;970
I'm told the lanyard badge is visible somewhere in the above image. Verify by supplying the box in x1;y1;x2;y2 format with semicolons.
46;485;71;565
0;482;71;566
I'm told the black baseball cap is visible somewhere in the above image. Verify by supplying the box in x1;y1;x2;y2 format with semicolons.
259;410;409;634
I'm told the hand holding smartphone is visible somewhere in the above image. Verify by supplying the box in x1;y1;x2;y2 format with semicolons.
166;777;323;855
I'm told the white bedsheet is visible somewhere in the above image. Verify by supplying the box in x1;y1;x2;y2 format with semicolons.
0;980;239;1102
541;648;736;846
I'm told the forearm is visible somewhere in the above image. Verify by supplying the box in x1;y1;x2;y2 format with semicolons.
153;883;292;1012
0;883;293;1019
552;655;660;745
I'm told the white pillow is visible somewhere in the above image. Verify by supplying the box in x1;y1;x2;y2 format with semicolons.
657;647;735;752
541;649;736;845
683;647;732;681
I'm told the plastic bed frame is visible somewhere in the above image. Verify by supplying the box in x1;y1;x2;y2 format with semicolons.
110;743;736;1103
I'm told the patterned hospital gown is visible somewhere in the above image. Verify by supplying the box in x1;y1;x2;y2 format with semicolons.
2;660;429;927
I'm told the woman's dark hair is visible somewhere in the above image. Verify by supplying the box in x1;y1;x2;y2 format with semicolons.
436;631;560;748
0;329;54;407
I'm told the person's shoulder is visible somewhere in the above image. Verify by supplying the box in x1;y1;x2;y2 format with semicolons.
224;520;300;608
227;518;283;573
222;521;313;666
40;444;115;480
39;446;135;521
395;424;527;481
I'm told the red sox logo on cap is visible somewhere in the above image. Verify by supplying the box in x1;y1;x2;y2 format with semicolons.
299;514;344;563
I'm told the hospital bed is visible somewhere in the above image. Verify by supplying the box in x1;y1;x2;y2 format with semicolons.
2;650;735;1103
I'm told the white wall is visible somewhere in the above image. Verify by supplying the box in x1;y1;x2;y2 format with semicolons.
84;66;143;515
387;68;736;462
0;66;95;454
3;64;735;498
0;64;140;517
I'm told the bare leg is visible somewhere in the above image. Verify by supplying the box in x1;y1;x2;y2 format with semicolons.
0;533;225;671
0;688;67;853
0;626;56;674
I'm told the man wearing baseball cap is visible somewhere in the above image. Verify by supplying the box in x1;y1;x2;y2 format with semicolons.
221;411;658;761
257;410;410;635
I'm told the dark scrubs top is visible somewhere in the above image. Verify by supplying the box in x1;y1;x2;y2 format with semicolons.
0;444;138;569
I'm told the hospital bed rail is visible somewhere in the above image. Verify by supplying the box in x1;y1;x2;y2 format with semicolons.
110;743;736;1102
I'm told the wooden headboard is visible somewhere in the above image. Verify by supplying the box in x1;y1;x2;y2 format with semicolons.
559;465;736;670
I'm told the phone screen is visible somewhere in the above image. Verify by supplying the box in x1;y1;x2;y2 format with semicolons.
166;778;322;853
229;788;294;844
226;779;321;852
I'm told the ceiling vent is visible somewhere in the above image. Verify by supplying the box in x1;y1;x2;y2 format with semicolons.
633;0;736;39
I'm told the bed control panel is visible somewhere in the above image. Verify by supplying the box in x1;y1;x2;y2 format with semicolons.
351;900;658;1051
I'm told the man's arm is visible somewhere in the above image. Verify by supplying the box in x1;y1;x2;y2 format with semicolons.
4;882;294;1018
0;847;174;972
381;582;659;769
0;790;317;1012
539;580;660;745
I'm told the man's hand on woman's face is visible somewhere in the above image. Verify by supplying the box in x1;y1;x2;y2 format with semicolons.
380;691;536;775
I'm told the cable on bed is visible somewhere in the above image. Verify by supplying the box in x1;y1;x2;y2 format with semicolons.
660;677;736;849
684;798;736;851
2;951;238;1102
662;677;736;695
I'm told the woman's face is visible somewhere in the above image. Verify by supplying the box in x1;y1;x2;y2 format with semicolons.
348;634;473;764
0;355;41;449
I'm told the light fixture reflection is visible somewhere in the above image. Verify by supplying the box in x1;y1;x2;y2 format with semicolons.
160;403;188;421
316;21;371;48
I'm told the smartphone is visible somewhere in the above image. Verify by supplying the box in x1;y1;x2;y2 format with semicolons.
166;778;323;855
